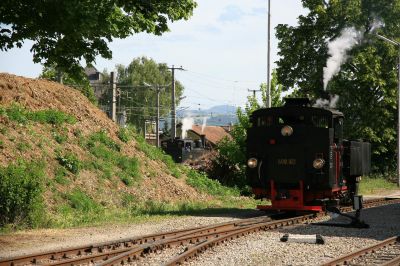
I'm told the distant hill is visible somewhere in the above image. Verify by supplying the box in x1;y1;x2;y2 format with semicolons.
177;105;238;126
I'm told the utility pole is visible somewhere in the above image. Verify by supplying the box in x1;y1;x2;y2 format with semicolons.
144;82;167;148
168;65;185;139
248;89;262;98
110;71;117;122
266;0;271;108
156;86;161;148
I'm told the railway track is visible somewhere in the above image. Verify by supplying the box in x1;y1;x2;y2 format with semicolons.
322;236;400;266
1;197;399;266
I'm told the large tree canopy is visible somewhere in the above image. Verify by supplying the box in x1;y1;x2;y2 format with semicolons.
99;57;184;132
276;0;400;172
0;0;197;76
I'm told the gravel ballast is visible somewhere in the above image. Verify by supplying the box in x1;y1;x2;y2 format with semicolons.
188;203;400;266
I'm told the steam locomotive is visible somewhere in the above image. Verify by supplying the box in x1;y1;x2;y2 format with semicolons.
246;98;371;212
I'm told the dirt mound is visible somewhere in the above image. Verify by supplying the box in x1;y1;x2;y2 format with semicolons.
0;73;206;207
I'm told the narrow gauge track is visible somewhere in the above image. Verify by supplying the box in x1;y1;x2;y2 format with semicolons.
322;236;400;266
0;216;273;266
1;197;399;266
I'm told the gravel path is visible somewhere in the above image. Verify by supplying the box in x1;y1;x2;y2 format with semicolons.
1;201;399;266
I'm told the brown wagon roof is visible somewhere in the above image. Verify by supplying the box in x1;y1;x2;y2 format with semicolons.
190;125;232;145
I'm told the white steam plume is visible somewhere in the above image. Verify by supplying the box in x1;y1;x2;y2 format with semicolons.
201;117;208;133
313;95;339;109
329;95;339;108
181;117;194;139
323;27;363;90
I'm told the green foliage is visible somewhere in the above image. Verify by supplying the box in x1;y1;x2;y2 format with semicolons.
52;128;68;144
66;189;102;213
56;152;81;174
100;57;185;131
275;0;400;172
29;109;77;125
135;134;181;178
186;169;240;197
117;128;131;143
0;1;197;77
16;141;31;152
88;131;120;151
85;131;141;184
54;167;70;185
117;157;140;186
0;160;45;227
0;104;76;125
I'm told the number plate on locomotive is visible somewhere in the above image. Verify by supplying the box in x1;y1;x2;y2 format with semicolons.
277;159;296;165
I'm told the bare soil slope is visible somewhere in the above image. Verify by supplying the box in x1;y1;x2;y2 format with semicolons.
0;73;207;215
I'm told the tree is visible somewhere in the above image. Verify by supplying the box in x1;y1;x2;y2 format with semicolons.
40;65;97;104
0;0;197;77
275;0;400;172
99;57;184;131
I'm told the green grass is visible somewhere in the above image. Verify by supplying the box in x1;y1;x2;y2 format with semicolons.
83;132;141;185
87;131;120;151
56;152;81;174
54;167;71;185
0;103;76;125
117;128;131;143
359;175;398;195
185;168;241;197
135;134;182;178
16;141;31;152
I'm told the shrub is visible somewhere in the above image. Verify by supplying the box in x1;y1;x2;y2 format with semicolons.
0;160;45;227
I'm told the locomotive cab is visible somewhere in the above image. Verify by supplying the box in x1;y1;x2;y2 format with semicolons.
246;98;370;212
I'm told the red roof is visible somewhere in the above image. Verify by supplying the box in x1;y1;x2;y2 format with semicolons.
190;125;232;145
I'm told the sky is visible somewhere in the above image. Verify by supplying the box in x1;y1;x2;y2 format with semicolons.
0;0;306;111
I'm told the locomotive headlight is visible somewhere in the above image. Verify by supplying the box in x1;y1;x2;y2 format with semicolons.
247;158;258;168
281;125;293;136
313;158;325;169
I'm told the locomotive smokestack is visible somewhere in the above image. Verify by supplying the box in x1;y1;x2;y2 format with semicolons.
200;134;206;148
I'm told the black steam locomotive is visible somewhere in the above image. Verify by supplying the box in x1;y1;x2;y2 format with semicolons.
246;98;371;212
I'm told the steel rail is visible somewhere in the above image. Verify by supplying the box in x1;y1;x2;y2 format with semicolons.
381;254;400;266
164;198;400;266
322;236;400;266
1;197;398;266
99;214;316;266
48;217;273;266
0;216;270;266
